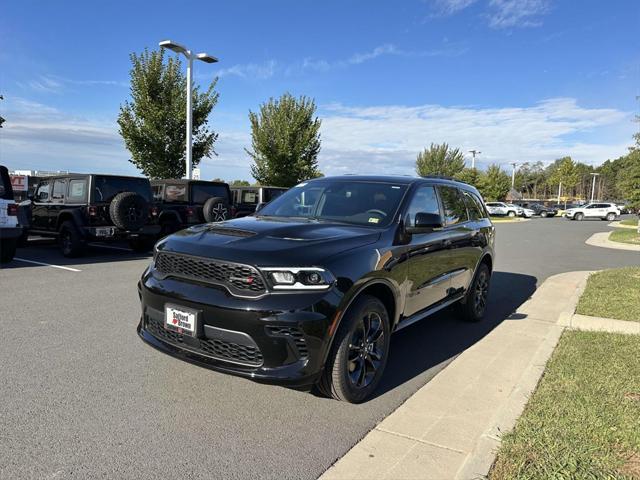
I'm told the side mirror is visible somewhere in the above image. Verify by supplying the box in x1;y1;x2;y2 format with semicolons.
406;212;442;234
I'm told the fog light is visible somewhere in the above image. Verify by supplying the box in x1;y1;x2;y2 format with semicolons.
306;272;322;284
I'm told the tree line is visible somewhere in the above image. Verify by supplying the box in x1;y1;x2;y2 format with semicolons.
117;48;640;209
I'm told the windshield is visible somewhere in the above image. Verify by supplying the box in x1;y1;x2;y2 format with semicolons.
93;176;153;203
257;180;408;227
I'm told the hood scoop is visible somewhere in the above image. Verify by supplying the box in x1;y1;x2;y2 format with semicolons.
205;226;257;237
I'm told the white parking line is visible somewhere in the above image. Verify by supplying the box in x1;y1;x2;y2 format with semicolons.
87;243;133;252
13;258;81;272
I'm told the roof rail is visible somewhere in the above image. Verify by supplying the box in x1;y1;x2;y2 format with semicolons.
419;174;455;180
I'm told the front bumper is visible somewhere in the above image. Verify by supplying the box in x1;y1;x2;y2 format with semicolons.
0;226;23;240
137;270;343;387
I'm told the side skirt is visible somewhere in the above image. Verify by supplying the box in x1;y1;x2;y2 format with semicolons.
394;292;465;332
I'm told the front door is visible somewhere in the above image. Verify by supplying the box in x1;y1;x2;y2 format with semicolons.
32;180;51;230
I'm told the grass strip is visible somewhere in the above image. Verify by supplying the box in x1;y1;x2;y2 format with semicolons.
575;267;640;322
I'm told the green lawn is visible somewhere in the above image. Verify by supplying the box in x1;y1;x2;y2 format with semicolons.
576;267;640;322
491;330;640;480
620;218;639;226
609;229;640;246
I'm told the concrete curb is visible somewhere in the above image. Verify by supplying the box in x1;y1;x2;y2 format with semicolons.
566;313;640;335
585;231;640;252
320;271;591;480
608;221;637;229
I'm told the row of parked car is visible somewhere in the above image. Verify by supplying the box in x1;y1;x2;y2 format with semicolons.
0;168;287;262
485;200;629;221
485;202;558;218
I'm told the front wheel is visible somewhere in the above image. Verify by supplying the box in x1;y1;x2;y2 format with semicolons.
0;238;17;264
540;211;548;218
575;213;584;221
458;263;491;322
317;295;390;403
507;211;516;218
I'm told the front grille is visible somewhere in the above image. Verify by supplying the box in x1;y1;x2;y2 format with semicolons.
155;251;266;296
146;315;264;367
266;326;309;359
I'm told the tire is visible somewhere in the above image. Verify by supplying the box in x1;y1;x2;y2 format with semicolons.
605;212;615;221
507;211;516;218
58;221;85;257
203;197;230;223
128;236;156;253
575;212;584;221
16;229;29;247
109;192;149;231
317;295;390;403
0;238;17;264
458;263;491;322
540;211;548;218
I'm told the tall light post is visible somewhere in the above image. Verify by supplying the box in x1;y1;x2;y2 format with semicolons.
510;162;518;188
590;172;600;203
159;40;218;180
468;150;481;169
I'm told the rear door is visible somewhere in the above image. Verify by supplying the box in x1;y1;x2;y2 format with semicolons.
49;178;67;229
32;180;52;230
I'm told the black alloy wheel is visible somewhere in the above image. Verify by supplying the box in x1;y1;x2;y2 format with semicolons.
318;295;390;403
459;263;491;322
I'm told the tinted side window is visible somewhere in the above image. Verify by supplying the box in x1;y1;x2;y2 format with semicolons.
405;185;441;227
462;191;485;220
52;179;66;201
35;181;50;202
438;186;469;226
241;189;259;204
152;185;164;202
191;184;230;204
163;185;187;203
68;179;88;202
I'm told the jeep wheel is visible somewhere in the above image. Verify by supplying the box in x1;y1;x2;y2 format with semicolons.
0;238;17;264
458;263;491;322
318;295;390;403
59;221;85;257
605;212;616;221
159;219;179;238
507;210;516;218
203;197;230;223
128;236;156;253
575;212;584;221
109;192;149;231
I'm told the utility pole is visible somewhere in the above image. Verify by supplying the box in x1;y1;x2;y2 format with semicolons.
590;172;600;203
557;182;562;205
468;150;481;169
510;162;517;188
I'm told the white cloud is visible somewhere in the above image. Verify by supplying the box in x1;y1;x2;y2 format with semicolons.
487;0;550;28
216;60;278;80
16;74;127;93
316;98;633;176
432;0;479;15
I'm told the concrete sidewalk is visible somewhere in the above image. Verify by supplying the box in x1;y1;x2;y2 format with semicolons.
320;271;591;480
585;231;640;252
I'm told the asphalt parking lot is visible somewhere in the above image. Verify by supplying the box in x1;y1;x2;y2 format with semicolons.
1;216;639;479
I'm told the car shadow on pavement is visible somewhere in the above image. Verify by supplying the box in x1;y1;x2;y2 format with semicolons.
371;270;537;400
4;237;152;269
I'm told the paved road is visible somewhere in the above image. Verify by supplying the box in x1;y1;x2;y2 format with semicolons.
1;217;638;479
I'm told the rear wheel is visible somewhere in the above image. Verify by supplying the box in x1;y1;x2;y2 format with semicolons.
605;212;616;221
0;238;17;264
540;211;548;218
317;295;390;403
59;221;85;257
458;263;491;322
575;212;584;221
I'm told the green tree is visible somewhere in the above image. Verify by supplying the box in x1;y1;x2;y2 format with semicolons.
118;49;219;178
479;164;510;201
454;167;481;187
247;93;322;187
547;157;580;199
230;179;251;186
415;143;466;177
211;177;225;183
618;150;640;208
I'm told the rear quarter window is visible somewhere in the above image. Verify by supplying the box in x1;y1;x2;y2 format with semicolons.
68;179;88;202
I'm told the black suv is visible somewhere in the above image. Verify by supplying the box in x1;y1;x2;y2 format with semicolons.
517;202;557;217
138;176;495;403
151;179;232;237
22;174;160;256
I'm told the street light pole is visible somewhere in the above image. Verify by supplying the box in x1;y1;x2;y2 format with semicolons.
510;162;517;188
159;40;218;180
590;172;600;203
468;150;481;169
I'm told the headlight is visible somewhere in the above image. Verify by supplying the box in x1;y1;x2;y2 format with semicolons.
260;267;335;290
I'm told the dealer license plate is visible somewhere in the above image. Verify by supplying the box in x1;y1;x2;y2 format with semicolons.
165;305;197;336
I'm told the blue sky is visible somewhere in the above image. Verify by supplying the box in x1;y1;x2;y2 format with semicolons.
1;0;638;181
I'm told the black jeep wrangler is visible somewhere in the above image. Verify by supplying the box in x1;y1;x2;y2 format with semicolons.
230;185;288;217
22;174;160;256
151;179;232;237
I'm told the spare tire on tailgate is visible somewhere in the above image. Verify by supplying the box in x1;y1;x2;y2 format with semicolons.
203;197;230;223
109;191;149;230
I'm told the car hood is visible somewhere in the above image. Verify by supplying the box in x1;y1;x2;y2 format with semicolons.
156;216;382;266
